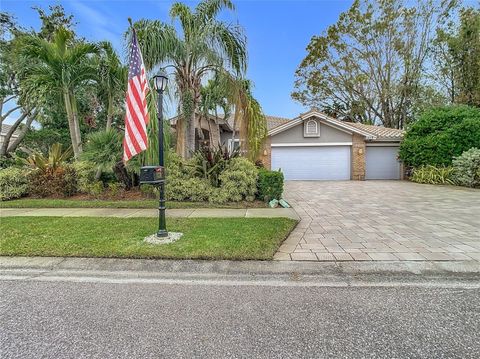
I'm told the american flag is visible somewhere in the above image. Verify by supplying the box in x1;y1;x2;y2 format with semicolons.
123;29;149;162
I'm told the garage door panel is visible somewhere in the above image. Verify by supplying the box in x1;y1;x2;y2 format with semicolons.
271;146;351;180
366;146;400;180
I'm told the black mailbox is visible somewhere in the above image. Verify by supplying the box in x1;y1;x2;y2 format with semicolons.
139;166;165;184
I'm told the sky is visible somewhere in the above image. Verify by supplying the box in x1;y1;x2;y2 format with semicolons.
1;0;353;121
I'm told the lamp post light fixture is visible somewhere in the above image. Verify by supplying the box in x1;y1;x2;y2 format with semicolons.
153;70;168;237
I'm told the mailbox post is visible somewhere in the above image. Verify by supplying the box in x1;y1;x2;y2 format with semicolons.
140;71;168;238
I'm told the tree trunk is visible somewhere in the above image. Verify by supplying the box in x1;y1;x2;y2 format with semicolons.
106;95;113;130
113;160;132;190
0;111;29;156
63;91;81;159
6;109;38;154
73;113;82;154
175;116;185;157
185;110;196;158
69;90;83;154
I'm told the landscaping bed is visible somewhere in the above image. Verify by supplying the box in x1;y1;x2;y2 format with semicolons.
0;197;267;209
0;217;297;260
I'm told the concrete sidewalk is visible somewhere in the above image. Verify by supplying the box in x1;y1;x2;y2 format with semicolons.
0;207;300;219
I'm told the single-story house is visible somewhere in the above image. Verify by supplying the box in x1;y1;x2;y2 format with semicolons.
170;108;404;180
258;109;404;181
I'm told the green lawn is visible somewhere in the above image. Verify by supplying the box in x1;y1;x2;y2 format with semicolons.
0;217;296;260
0;198;266;209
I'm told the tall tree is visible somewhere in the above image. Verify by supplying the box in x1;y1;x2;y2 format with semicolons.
0;13;38;156
32;4;75;41
96;41;127;130
0;5;78;157
17;27;98;158
198;73;267;160
292;0;455;128
432;7;480;107
450;8;479;107
130;0;247;158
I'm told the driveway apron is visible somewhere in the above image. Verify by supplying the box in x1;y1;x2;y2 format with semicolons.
276;181;480;262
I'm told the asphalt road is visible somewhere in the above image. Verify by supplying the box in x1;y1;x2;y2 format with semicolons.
1;273;479;359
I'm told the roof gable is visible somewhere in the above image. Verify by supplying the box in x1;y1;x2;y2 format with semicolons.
267;109;404;141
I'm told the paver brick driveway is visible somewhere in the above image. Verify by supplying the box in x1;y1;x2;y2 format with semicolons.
275;181;480;261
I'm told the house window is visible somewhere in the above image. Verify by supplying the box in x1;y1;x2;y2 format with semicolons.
304;119;320;137
228;139;241;153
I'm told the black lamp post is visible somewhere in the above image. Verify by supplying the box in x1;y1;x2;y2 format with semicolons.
153;71;168;237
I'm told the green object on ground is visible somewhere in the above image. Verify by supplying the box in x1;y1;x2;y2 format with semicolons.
269;199;279;208
278;199;290;208
0;198;266;209
0;217;297;260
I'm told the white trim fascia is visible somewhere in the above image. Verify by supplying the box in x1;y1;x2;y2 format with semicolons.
268;109;378;140
300;110;377;139
271;142;352;147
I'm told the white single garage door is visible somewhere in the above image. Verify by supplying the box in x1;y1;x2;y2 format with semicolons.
366;146;400;179
271;146;351;180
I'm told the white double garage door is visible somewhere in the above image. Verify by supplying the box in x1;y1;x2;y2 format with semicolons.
271;145;400;180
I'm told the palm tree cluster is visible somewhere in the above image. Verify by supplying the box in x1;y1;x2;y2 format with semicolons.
1;0;267;168
130;0;267;159
1;6;127;162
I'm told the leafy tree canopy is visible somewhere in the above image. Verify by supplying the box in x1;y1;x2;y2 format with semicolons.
399;105;480;167
292;0;456;129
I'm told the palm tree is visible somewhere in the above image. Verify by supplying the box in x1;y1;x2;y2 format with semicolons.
199;72;267;160
17;27;98;158
131;0;247;158
97;41;127;130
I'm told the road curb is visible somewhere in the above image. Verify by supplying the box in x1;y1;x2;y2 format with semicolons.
1;256;479;277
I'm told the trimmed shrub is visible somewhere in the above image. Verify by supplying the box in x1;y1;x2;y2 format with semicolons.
0;167;30;200
72;161;97;194
212;158;258;203
28;165;77;198
257;169;284;201
164;154;259;203
410;165;455;185
399;106;480;167
452;148;480;188
166;177;213;202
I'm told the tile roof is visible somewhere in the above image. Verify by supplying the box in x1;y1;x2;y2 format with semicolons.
344;122;404;140
269;109;405;141
265;115;291;131
226;114;290;131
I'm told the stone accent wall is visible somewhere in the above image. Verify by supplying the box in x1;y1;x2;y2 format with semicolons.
351;133;366;180
259;137;272;169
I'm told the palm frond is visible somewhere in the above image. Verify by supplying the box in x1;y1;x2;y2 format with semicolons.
195;0;235;20
126;20;183;71
82;130;123;172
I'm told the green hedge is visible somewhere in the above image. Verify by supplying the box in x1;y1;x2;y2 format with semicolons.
257;169;284;201
399;106;480;167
